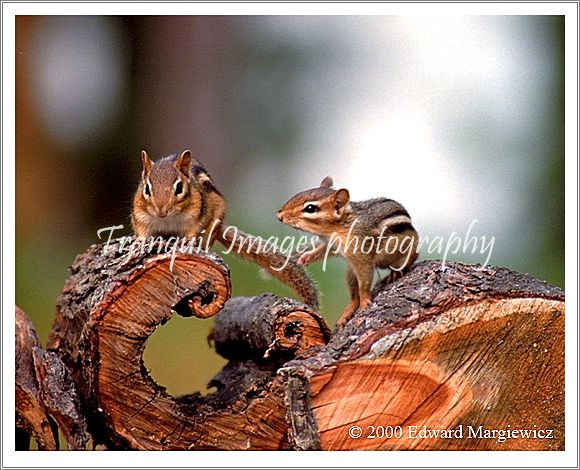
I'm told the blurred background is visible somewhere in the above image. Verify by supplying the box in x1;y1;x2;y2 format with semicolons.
16;15;564;396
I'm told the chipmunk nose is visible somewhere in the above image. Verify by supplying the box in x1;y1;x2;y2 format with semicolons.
277;211;284;222
157;208;168;218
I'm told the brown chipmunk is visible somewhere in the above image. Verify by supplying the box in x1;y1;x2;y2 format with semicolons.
277;177;418;327
132;150;318;308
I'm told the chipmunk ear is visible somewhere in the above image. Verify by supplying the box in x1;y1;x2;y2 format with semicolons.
334;188;350;215
140;150;152;175
175;150;192;176
320;176;334;188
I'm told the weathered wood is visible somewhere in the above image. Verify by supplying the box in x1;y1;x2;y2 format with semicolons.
46;238;294;450
44;245;564;451
282;261;564;450
32;348;89;449
16;306;89;450
15;306;58;450
212;294;330;361
282;373;321;450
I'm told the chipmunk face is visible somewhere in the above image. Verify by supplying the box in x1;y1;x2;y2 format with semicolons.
137;150;196;219
132;150;205;239
277;176;351;236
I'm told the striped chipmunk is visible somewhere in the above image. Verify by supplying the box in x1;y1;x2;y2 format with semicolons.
277;177;418;327
132;150;319;309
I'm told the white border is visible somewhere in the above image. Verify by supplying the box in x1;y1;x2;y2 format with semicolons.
2;1;579;16
563;0;579;462
3;1;577;468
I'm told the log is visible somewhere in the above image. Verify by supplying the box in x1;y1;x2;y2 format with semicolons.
212;294;331;361
45;241;564;450
15;306;58;450
46;238;302;450
283;261;565;450
16;306;89;450
32;348;89;449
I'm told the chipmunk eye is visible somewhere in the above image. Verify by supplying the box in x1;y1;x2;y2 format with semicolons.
174;180;183;196
144;182;152;198
303;204;318;214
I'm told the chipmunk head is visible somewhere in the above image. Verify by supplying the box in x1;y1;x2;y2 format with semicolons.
277;176;351;236
136;150;196;219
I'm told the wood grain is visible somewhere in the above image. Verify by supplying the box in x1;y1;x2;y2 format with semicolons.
42;251;564;451
213;294;330;361
46;239;292;450
310;298;563;450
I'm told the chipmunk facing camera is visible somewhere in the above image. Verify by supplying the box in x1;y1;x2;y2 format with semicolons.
132;150;318;309
278;177;418;327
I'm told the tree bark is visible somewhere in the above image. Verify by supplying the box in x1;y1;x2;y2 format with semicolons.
32;348;89;450
16;306;89;450
42;239;564;451
16;306;58;450
286;262;564;450
212;294;330;361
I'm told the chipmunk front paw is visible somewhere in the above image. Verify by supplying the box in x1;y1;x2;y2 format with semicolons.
298;250;318;266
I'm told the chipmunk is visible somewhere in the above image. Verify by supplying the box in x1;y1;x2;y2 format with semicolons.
132;150;318;309
277;177;418;327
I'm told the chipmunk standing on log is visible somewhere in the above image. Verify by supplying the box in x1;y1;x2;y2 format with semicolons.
132;150;318;309
277;177;418;327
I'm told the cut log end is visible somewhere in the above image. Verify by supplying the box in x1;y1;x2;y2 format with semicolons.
42;252;563;451
310;297;564;450
290;261;565;451
212;294;330;361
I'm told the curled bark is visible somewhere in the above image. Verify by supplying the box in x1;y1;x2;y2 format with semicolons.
46;238;290;450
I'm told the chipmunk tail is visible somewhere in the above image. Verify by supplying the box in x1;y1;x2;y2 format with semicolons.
217;224;319;310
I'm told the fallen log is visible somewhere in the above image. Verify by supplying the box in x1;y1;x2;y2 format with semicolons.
15;306;58;450
15;306;88;450
46;238;303;450
212;294;331;361
44;238;564;450
32;348;89;450
284;262;564;450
